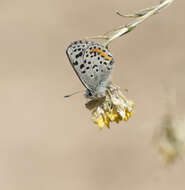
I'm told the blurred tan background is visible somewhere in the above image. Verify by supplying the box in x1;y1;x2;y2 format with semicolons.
0;0;184;190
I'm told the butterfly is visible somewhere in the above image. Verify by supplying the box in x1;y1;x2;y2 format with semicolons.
66;40;114;97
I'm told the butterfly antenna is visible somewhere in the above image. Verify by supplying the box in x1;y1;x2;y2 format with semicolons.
64;90;84;98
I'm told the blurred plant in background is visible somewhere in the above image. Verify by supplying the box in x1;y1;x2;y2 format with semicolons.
153;84;185;165
154;114;185;165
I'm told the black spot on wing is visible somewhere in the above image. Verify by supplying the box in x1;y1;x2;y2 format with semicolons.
92;65;98;69
109;59;114;65
73;61;78;66
76;51;83;59
80;64;85;69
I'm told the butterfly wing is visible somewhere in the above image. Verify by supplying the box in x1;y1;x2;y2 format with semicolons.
66;40;114;94
66;40;91;90
82;43;114;93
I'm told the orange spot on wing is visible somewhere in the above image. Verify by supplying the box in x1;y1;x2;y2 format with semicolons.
90;49;112;61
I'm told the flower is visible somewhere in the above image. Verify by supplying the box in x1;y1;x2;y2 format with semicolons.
154;115;185;165
85;84;134;129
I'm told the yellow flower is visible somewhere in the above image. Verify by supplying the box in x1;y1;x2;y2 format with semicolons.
86;84;134;129
106;112;117;121
94;116;105;129
103;115;110;128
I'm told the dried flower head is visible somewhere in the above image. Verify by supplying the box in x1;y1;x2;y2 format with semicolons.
85;84;134;129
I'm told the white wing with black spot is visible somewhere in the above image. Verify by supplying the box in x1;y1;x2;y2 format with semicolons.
66;40;114;95
82;43;114;92
66;40;91;89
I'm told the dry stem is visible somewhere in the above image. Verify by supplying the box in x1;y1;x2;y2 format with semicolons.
86;0;174;48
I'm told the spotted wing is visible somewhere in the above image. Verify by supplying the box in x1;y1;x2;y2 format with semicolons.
82;43;114;92
66;40;114;93
66;40;91;90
